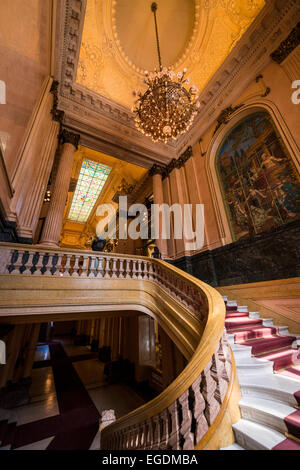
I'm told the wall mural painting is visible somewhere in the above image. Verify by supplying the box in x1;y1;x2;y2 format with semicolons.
217;112;300;241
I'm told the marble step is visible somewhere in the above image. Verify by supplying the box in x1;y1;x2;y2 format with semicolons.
239;373;300;407
249;312;261;319
230;343;252;358
226;300;237;307
235;357;274;376
233;419;285;450
220;443;245;450
238;397;293;434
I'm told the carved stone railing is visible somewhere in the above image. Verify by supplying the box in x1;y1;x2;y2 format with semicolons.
0;243;234;449
0;244;207;322
101;332;231;450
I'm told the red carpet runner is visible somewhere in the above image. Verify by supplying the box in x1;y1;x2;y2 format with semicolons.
225;301;300;450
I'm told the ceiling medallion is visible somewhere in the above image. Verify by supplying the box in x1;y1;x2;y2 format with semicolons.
133;2;200;144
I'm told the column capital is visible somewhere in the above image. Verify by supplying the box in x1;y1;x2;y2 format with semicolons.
150;146;193;180
149;163;167;177
59;129;80;149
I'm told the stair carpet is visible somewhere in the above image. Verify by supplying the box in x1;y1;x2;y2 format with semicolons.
221;297;300;451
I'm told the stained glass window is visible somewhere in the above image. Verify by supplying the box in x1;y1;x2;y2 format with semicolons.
68;159;111;223
216;112;300;241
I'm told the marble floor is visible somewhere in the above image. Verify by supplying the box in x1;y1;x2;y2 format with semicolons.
0;338;146;450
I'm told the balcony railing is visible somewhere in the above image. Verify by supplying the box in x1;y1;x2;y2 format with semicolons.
0;242;236;450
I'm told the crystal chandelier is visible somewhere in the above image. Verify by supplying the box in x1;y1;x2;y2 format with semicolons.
133;2;200;144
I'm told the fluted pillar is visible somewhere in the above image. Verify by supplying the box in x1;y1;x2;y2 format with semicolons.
8;78;61;241
39;130;80;247
151;167;168;259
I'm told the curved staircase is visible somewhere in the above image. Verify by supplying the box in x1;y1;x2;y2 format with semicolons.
222;296;300;451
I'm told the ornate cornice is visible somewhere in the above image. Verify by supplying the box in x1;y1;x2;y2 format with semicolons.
149;146;193;179
270;22;300;64
53;0;300;164
175;0;300;154
50;80;65;124
59;129;80;149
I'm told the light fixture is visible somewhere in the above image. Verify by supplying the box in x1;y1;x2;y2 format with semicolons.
133;2;200;144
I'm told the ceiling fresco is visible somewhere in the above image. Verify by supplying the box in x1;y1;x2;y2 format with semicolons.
76;0;265;110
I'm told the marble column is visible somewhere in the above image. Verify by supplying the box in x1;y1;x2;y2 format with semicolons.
151;168;169;259
39;129;80;247
8;78;61;242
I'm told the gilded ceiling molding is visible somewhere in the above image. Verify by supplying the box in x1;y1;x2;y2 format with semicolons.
177;0;300;155
54;0;300;167
270;22;300;63
54;0;176;167
108;0;202;77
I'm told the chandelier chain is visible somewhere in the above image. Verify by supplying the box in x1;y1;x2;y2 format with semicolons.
151;2;162;71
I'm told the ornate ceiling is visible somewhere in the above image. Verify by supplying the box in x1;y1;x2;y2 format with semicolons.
76;0;265;110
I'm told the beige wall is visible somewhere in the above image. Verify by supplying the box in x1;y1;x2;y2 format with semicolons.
0;0;52;180
158;54;300;260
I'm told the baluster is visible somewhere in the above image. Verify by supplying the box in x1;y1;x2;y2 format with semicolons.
14;249;25;274
33;252;44;276
111;258;118;279
145;418;154;450
89;255;97;277
187;286;196;313
80;255;89;277
118;259;124;278
140;422;147;449
104;257;111;278
191;376;208;443
181;282;189;307
143;261;149;280
96;256;104;278
160;268;166;287
63;254;72;276
53;253;63;276
159;409;170;450
137;260;143;279
72;255;80;277
152;415;161;448
167;401;181;450
178;390;194;450
211;351;227;404
221;333;231;381
201;360;220;426
148;262;154;281
23;252;35;275
132;259;137;279
165;271;172;293
44;253;53;276
125;259;131;279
